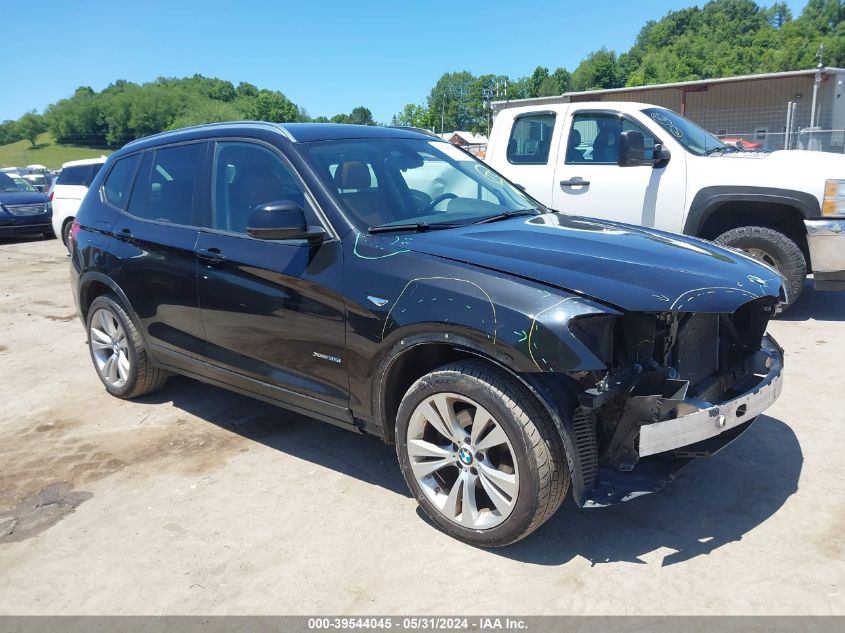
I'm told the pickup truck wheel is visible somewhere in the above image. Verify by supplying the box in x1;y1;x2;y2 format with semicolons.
395;359;569;547
714;226;806;309
86;294;169;399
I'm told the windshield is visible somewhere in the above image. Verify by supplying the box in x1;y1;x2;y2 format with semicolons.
302;138;540;230
0;172;37;192
642;107;728;156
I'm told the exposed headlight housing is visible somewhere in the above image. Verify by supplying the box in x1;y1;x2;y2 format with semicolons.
822;179;845;216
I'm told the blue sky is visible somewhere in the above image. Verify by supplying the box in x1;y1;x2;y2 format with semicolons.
2;0;810;124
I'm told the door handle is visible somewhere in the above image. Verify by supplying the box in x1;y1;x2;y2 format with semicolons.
196;247;227;265
560;179;590;187
115;227;133;241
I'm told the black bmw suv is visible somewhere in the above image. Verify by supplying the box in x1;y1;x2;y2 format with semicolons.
71;122;785;546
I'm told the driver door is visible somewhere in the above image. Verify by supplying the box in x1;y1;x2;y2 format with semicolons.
552;110;686;229
194;140;349;422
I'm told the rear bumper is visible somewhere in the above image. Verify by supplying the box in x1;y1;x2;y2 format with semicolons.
582;335;783;508
805;218;845;290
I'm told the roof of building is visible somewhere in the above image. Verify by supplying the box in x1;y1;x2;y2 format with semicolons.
440;131;488;144
492;67;845;109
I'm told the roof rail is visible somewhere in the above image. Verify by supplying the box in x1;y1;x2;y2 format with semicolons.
122;120;294;149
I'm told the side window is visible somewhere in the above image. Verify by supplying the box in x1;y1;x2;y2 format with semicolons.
566;113;656;164
212;142;305;234
56;165;91;186
102;155;139;209
87;163;104;186
126;143;204;225
507;113;555;164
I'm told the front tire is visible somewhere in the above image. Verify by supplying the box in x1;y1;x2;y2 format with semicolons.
86;294;168;399
395;360;569;547
714;226;806;309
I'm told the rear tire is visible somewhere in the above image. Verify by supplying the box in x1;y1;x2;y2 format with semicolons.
395;359;569;547
714;226;806;309
61;218;73;249
86;294;169;399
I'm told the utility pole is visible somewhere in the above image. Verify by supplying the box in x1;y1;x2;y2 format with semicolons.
810;44;824;128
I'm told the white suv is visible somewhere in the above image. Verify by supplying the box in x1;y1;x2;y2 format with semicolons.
51;156;107;247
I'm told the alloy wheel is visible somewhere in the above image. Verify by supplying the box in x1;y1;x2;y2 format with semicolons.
89;308;131;388
406;392;519;530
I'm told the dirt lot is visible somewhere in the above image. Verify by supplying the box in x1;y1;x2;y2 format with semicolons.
0;236;843;615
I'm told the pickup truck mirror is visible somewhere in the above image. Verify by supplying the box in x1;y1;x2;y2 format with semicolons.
618;130;649;167
246;200;326;244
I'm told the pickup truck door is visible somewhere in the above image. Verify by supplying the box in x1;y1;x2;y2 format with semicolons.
552;110;687;231
497;111;560;205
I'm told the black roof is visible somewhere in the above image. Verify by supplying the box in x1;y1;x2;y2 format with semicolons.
282;123;433;142
119;121;435;154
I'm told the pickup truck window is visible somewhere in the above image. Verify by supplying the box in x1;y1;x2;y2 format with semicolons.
507;113;555;164
642;107;727;156
567;113;656;164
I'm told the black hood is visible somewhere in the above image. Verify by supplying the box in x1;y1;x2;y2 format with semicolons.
403;214;783;312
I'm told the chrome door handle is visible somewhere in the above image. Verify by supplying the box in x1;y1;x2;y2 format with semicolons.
560;179;590;187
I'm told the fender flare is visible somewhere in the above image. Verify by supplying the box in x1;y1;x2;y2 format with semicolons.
371;330;588;506
77;271;141;327
683;186;820;236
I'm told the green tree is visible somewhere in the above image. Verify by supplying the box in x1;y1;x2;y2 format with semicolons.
392;103;430;128
17;111;47;146
571;48;624;90
244;90;300;122
426;71;476;132
349;106;375;125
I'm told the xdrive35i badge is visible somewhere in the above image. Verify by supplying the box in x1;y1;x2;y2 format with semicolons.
312;352;341;364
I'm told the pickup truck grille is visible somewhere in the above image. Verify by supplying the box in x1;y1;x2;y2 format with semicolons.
4;203;48;216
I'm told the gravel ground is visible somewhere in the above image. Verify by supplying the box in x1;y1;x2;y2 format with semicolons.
0;236;842;615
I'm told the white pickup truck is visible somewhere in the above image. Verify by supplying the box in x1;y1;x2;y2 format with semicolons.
485;101;845;308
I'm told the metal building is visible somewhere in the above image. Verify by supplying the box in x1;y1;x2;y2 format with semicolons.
492;68;845;153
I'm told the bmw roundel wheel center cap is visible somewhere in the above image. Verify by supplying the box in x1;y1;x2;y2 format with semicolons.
458;446;474;466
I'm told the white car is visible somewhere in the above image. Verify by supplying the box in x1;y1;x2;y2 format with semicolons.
50;156;107;247
486;101;845;308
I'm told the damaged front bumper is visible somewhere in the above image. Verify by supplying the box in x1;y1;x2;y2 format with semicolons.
582;335;783;508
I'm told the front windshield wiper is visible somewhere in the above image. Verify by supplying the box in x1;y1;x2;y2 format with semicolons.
368;221;463;234
471;209;538;225
705;145;738;155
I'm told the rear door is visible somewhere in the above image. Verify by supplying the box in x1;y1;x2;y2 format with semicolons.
495;111;560;206
552;110;686;228
194;140;349;422
107;142;208;363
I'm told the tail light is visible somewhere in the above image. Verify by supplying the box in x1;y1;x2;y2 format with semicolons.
69;220;81;247
49;190;54;201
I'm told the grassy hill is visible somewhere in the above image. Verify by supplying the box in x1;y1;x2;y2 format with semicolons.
0;133;111;170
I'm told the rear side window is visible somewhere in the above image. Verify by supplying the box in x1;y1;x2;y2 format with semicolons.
57;165;92;186
507;113;555;164
126;143;204;225
102;155;139;209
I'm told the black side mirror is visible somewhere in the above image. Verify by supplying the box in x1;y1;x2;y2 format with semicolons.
618;130;649;167
618;130;671;168
652;143;671;167
246;200;326;244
